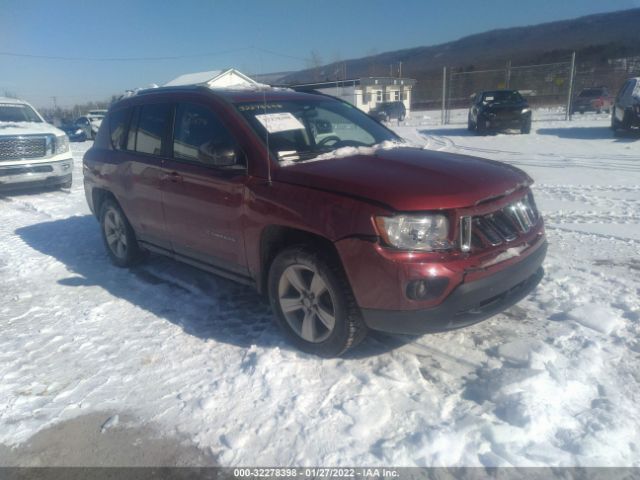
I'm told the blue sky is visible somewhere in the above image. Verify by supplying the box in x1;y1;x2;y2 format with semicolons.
1;0;637;107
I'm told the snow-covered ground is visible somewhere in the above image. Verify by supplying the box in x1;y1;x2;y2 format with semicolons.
1;110;639;467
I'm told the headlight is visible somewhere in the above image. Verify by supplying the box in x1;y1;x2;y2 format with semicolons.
375;214;452;251
75;128;83;135
55;134;69;154
521;108;531;114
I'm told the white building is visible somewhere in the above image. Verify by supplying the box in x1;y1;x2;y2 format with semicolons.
164;68;261;89
289;77;417;114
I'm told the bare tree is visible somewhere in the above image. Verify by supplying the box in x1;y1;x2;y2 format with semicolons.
307;49;324;81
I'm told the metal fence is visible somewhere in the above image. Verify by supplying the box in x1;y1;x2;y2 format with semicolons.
406;54;640;125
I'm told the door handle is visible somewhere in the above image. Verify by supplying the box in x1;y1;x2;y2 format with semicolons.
161;171;183;183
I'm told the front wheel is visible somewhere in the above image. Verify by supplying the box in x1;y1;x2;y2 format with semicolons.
268;247;367;357
476;118;488;135
521;119;531;134
100;198;142;267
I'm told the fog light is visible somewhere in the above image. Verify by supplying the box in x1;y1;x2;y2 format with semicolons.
406;277;449;301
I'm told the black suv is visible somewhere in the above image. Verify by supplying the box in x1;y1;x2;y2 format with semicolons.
369;101;406;122
468;90;531;134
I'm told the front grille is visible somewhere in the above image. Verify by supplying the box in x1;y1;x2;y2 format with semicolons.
461;192;539;251
0;136;48;161
0;165;54;177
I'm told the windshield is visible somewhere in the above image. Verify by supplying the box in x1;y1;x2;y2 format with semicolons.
0;103;42;123
236;99;400;162
482;91;524;104
578;88;604;98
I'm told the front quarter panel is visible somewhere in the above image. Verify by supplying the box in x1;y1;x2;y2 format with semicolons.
243;178;387;279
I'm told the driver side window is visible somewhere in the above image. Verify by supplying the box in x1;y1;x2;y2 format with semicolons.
173;103;242;167
311;107;376;146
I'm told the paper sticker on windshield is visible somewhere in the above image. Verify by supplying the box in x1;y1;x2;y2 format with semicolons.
255;112;304;133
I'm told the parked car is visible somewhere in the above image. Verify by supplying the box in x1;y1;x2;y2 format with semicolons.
0;97;73;190
468;90;532;134
369;101;406;122
88;109;108;118
572;87;612;114
76;113;104;140
83;86;546;357
59;122;88;142
611;77;640;136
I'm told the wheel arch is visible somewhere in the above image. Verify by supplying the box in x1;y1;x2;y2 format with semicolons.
258;225;342;295
91;188;119;219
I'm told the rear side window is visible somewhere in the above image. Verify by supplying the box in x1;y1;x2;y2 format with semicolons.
108;108;130;150
129;103;172;155
172;103;238;166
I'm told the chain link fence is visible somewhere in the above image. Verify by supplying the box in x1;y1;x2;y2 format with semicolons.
405;54;640;125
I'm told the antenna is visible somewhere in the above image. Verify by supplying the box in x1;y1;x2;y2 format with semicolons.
257;46;272;186
262;85;272;186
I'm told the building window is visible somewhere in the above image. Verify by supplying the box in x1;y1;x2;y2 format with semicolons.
394;91;400;101
376;91;382;102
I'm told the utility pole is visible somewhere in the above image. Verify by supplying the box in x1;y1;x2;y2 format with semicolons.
566;51;576;121
51;96;57;109
505;60;511;89
441;66;447;125
399;61;402;78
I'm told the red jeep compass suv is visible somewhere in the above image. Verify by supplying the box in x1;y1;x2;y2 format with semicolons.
83;86;546;356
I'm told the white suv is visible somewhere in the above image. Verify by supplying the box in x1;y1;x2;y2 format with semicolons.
0;97;73;190
612;77;640;136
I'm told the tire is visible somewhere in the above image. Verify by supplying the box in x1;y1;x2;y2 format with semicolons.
467;115;475;131
611;108;620;131
60;176;73;189
476;118;488;135
99;198;142;268
268;246;367;357
521;120;531;134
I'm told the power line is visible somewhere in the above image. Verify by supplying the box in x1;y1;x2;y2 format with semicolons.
0;47;252;62
0;46;309;63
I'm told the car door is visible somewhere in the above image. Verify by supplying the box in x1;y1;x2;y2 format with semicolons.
161;101;249;276
117;102;173;250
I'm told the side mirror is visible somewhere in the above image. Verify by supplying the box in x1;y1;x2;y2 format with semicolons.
199;144;244;169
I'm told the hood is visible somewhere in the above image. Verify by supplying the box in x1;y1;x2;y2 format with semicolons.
273;147;532;211
0;121;65;137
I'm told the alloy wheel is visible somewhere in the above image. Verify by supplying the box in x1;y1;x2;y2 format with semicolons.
103;208;128;260
277;264;336;343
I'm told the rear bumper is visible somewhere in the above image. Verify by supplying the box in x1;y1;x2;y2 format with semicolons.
361;240;547;334
0;157;73;190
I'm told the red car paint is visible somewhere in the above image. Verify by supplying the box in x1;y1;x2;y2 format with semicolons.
84;87;546;335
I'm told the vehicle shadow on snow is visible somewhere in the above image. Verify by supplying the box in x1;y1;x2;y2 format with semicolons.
419;127;475;137
537;126;640;141
0;184;70;198
16;215;407;357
